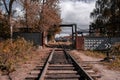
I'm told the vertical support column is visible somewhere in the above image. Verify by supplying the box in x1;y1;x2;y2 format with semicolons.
42;0;45;48
75;24;77;49
72;26;74;48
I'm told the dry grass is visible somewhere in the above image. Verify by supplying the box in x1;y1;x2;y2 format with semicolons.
83;51;105;58
106;56;120;70
111;43;120;54
0;38;34;74
108;43;120;70
1;48;51;80
83;50;120;70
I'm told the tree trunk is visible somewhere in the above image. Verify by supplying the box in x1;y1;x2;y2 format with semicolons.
43;31;47;48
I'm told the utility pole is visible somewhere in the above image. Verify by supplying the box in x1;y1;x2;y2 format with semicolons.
10;15;13;43
41;0;46;47
25;0;29;32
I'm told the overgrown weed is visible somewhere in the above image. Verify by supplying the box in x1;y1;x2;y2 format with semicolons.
84;43;120;70
84;50;105;58
0;38;33;74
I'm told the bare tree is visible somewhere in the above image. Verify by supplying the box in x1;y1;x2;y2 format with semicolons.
2;0;16;39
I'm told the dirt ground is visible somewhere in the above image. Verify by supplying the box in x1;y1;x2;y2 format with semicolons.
0;48;51;80
0;48;120;80
71;50;120;80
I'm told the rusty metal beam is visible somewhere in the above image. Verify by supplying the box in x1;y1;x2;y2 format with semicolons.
59;24;77;48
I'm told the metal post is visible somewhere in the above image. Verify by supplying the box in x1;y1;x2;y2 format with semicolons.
72;26;74;48
102;33;112;62
75;24;77;49
9;14;13;43
10;25;13;42
42;0;45;47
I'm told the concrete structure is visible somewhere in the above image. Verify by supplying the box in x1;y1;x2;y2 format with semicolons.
13;32;43;46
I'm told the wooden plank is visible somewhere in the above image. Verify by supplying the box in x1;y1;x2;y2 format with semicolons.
82;66;92;70
86;70;95;74
29;71;40;75
45;79;79;80
25;75;38;79
47;70;77;74
45;74;80;79
48;66;75;70
49;64;73;67
33;66;43;70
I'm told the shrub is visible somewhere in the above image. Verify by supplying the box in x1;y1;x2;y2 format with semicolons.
84;51;105;58
0;38;33;74
111;42;120;56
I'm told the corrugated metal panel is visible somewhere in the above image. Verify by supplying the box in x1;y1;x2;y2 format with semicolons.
84;37;120;50
76;36;120;50
84;37;107;50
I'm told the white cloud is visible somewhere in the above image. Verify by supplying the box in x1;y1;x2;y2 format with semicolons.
12;1;24;18
14;7;24;17
59;0;96;29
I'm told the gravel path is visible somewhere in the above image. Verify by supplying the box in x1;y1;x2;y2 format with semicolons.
70;50;120;80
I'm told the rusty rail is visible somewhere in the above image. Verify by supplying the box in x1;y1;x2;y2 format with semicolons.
39;49;55;80
65;50;94;80
39;48;94;80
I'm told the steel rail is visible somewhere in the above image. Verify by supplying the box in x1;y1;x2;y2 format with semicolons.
64;50;94;80
38;48;55;80
39;47;94;80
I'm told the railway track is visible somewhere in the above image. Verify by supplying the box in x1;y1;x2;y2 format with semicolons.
25;51;51;80
39;48;94;80
25;47;101;80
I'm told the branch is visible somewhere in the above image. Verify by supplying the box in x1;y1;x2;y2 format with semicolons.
9;0;15;15
2;0;9;14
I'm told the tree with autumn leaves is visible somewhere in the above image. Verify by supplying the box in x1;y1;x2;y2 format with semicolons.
90;0;120;37
0;0;61;77
0;0;61;41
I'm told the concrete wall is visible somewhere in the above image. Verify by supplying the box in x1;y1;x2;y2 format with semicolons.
13;32;43;46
